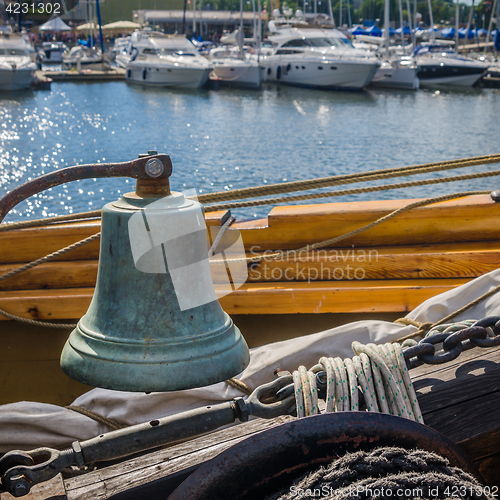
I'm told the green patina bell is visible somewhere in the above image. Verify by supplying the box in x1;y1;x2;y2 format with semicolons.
60;154;250;392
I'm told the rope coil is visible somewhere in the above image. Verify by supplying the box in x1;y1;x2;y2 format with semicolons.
291;341;424;424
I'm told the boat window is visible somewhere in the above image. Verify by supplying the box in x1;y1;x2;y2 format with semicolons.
0;48;28;56
159;49;197;57
142;48;157;55
282;39;309;48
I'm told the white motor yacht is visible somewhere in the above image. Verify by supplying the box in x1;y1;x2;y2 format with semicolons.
261;22;380;90
38;41;67;64
0;31;37;91
414;43;488;87
125;32;211;89
209;45;263;89
370;57;420;90
63;46;102;67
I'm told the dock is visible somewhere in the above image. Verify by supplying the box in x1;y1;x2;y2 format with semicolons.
34;67;126;83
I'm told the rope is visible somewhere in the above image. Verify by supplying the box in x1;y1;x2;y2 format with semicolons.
65;405;127;430
1;153;498;233
0;232;101;284
207;216;235;257
291;341;423;424
203;169;500;212
225;377;253;395
198;152;500;204
0;210;101;232
396;283;500;343
0;232;100;327
266;447;492;500
211;190;490;264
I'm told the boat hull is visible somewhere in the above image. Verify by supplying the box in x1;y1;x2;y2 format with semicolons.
0;66;34;91
370;63;420;90
262;56;380;90
126;62;210;89
211;62;263;88
417;64;486;87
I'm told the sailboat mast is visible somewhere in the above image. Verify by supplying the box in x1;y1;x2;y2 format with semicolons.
384;0;390;57
328;0;334;26
398;0;406;52
406;0;414;47
427;0;435;41
240;0;243;59
193;0;196;37
455;0;459;47
257;0;261;62
339;0;342;28
89;0;93;50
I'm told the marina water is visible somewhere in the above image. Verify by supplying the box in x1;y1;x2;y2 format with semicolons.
1;82;499;222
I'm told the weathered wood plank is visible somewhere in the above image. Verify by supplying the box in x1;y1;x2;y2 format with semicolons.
63;344;500;499
1;473;66;500
0;278;470;320
65;416;294;500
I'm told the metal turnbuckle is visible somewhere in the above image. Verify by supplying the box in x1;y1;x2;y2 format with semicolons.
0;376;294;497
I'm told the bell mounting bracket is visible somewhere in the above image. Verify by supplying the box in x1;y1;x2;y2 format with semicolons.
0;153;173;224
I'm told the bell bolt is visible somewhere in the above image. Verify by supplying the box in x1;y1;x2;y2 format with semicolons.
145;158;165;178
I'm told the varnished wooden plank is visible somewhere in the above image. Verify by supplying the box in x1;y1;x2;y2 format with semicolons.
235;194;500;250
0;211;229;265
2;242;497;291
0;260;98;291
219;278;470;315
0;222;101;264
2;196;499;266
243;246;500;282
0;287;93;321
0;279;470;320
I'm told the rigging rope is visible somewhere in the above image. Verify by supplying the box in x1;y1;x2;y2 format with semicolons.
1;153;498;231
203;169;500;213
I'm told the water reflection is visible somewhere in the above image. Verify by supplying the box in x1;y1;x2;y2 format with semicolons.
0;81;499;222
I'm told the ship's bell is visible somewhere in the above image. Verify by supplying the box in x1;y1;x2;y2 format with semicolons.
60;154;250;392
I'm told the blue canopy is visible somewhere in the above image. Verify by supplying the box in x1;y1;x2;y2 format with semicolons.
441;27;455;38
477;28;488;37
365;25;382;36
395;26;411;34
350;26;368;35
495;30;500;51
458;28;475;39
381;27;396;35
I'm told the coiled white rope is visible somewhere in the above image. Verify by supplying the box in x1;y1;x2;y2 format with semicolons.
292;342;424;424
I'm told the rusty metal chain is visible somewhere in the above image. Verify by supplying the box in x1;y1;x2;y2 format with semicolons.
403;316;500;369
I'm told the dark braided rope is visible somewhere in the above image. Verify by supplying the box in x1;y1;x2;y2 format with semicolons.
267;447;493;500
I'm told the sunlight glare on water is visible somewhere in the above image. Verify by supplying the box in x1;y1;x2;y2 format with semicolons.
1;82;499;222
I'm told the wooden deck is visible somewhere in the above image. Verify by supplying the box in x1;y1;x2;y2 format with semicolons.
4;342;497;500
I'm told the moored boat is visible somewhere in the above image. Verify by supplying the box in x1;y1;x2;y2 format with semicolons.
414;42;488;87
0;31;37;91
125;31;211;89
261;23;380;90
